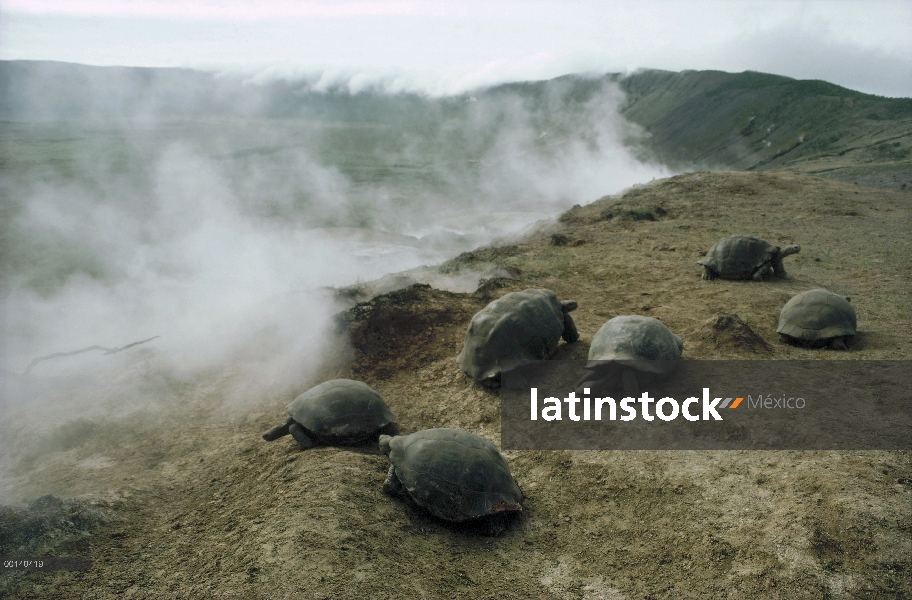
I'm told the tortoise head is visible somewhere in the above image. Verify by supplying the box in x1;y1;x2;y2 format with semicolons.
779;244;801;258
560;300;578;313
378;434;395;456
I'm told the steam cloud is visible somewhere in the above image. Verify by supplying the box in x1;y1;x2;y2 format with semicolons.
0;65;670;496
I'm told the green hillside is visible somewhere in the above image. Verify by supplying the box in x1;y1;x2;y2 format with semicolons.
3;61;910;190
617;69;912;190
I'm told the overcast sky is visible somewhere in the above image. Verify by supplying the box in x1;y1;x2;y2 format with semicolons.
1;0;910;97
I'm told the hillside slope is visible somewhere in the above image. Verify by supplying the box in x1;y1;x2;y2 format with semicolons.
2;171;910;599
617;69;912;190
4;62;910;191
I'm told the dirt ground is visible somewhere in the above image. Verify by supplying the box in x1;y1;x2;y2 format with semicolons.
2;171;910;599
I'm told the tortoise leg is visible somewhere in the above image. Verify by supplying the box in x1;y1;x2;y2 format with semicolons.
828;336;848;351
379;422;399;437
575;379;597;396
753;264;773;281
576;371;617;396
480;513;511;537
382;465;404;496
772;256;787;278
288;423;314;450
262;417;294;441
562;313;580;343
621;368;640;397
701;266;717;280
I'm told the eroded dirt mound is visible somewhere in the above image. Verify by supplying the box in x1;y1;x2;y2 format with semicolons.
688;312;773;355
341;284;488;379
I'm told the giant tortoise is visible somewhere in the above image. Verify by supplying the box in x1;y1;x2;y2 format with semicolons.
262;379;397;449
457;288;578;384
698;235;800;280
380;428;523;535
578;315;684;397
778;289;857;350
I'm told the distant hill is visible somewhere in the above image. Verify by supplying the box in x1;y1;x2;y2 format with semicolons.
616;69;912;191
475;69;912;191
2;61;910;190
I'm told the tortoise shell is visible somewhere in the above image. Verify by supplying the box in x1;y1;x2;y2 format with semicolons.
587;315;683;374
777;289;856;343
698;235;784;280
457;288;577;381
380;428;522;523
286;379;396;442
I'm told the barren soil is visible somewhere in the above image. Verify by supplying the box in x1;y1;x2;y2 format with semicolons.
2;171;910;599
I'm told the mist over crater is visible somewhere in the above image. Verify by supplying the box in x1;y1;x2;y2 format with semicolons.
0;63;670;477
